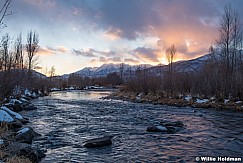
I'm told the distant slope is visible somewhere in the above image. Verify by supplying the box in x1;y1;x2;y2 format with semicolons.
61;54;213;79
148;54;211;75
64;63;153;78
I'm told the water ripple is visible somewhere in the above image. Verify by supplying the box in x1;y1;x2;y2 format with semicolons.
21;91;243;163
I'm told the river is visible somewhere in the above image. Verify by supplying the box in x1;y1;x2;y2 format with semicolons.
20;90;243;163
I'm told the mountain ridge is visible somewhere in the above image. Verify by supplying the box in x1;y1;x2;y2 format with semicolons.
61;53;214;78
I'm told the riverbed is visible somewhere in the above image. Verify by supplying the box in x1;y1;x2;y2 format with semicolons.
21;90;243;162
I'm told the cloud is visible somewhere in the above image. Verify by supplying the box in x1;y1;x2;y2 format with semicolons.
124;58;140;64
12;0;243;73
90;56;122;64
74;0;227;58
38;46;69;55
73;49;96;57
133;47;160;63
73;48;116;57
104;27;122;40
23;0;56;8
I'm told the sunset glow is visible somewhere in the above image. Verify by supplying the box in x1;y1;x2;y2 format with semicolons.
4;0;243;75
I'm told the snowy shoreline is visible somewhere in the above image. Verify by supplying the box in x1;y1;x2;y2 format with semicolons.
105;91;243;112
0;89;46;162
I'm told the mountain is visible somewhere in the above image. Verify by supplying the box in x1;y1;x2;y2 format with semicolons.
172;54;210;73
64;63;153;78
148;54;211;76
61;53;214;79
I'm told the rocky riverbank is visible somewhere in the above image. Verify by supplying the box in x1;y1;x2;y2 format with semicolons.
0;90;46;162
105;91;243;112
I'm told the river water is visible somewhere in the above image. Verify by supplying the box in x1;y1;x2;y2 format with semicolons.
21;90;243;163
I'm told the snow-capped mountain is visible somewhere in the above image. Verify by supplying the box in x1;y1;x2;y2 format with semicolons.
65;63;153;78
62;53;217;79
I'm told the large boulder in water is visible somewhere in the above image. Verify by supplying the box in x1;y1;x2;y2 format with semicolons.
83;136;113;148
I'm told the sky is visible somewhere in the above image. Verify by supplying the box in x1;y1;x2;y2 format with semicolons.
2;0;243;75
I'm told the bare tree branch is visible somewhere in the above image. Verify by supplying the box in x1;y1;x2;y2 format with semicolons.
0;0;12;27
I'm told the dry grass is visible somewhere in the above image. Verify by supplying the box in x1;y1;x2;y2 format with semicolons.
0;122;9;137
5;156;32;163
0;150;7;159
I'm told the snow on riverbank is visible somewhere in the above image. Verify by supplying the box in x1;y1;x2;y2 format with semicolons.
0;110;14;122
0;89;47;162
1;106;23;120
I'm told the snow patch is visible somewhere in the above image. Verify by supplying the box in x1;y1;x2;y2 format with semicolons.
50;88;60;91
19;98;29;103
17;128;29;135
0;110;14;122
184;95;192;101
196;99;209;103
1;106;23;120
224;99;230;104
235;101;242;104
0;139;4;145
9;99;23;105
24;89;32;96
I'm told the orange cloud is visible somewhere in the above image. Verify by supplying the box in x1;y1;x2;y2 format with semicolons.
104;27;122;40
37;46;69;55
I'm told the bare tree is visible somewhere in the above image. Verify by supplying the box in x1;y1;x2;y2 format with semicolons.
165;44;176;95
49;66;55;78
217;3;243;73
1;33;11;71
166;44;176;73
26;31;39;72
119;63;124;82
14;33;24;69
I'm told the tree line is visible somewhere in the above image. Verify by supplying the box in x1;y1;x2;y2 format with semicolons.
0;31;44;99
0;31;39;72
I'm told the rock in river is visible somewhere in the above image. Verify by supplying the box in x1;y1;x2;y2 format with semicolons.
83;136;113;148
147;120;184;134
146;125;168;132
160;120;184;127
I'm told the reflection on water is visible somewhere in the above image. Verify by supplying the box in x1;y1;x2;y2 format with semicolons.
21;90;243;163
50;90;111;101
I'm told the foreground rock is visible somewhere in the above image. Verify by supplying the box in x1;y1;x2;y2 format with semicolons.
83;136;113;148
15;127;41;144
147;120;184;134
0;90;47;162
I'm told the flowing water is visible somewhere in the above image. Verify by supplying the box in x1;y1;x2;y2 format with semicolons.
21;90;243;163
